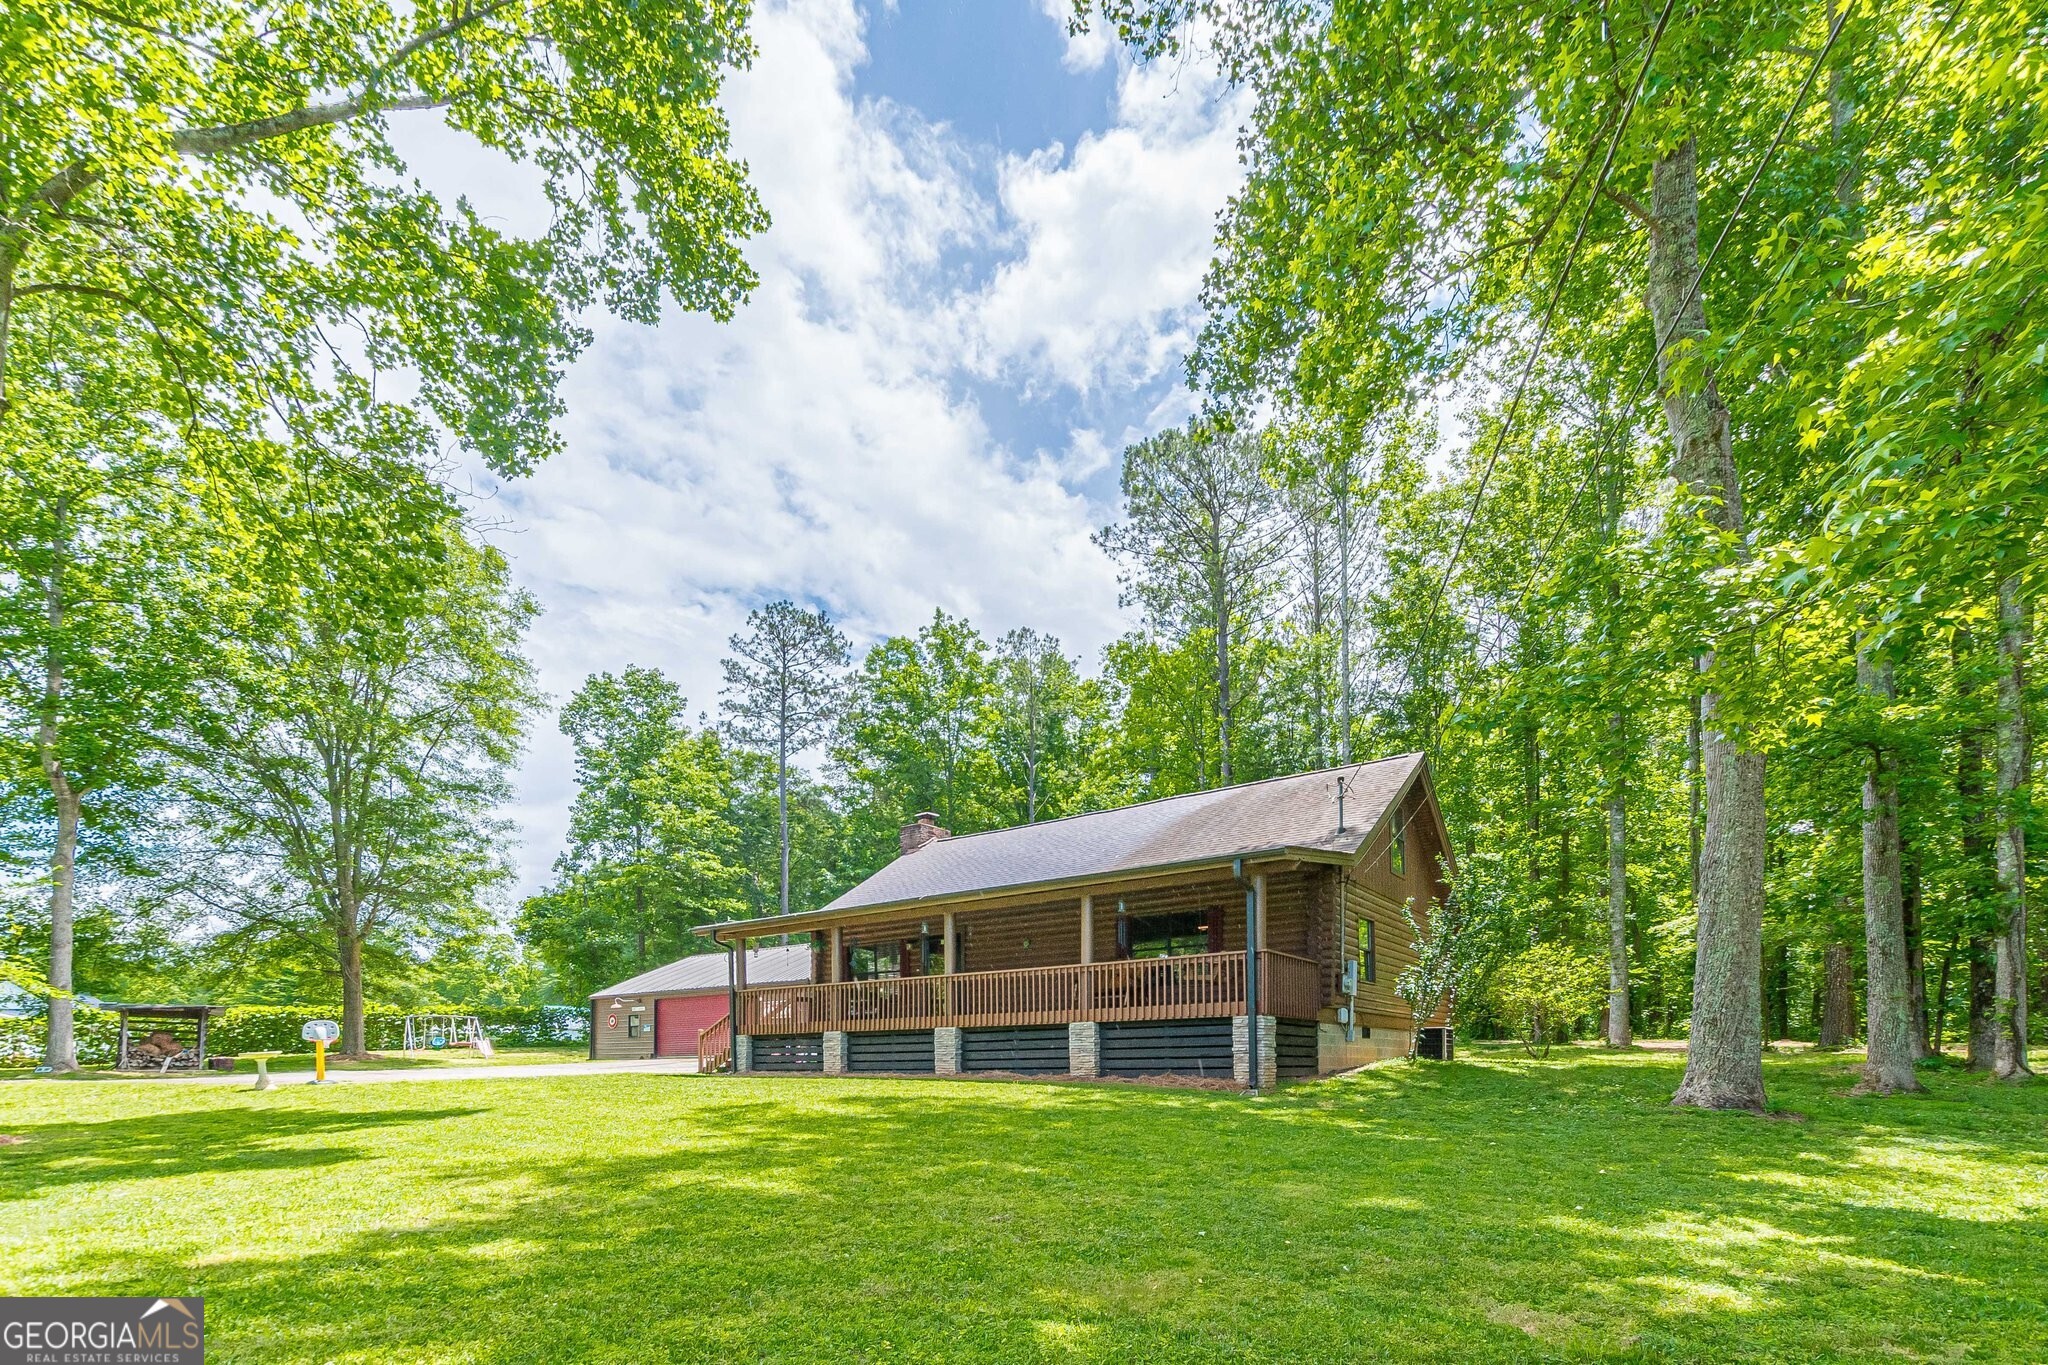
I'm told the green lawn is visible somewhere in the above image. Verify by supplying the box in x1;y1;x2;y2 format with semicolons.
2;1048;2042;1363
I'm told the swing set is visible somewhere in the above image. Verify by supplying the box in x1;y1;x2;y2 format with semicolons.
401;1014;495;1057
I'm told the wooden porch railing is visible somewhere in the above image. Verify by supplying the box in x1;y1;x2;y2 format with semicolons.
1259;950;1324;1023
738;950;1327;1034
696;1014;732;1073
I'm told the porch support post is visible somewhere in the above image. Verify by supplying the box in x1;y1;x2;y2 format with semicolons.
823;1030;848;1075
934;1026;962;1075
196;1010;209;1065
730;938;749;1073
943;913;957;974
1234;1014;1277;1089
1078;894;1094;1012
829;926;843;982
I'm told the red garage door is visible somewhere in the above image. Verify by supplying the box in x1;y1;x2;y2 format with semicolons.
655;994;728;1058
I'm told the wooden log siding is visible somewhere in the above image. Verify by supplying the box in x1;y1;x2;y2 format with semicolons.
739;950;1322;1033
1341;879;1431;1031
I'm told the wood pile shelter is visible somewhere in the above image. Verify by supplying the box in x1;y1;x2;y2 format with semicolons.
108;1003;227;1070
694;754;1454;1086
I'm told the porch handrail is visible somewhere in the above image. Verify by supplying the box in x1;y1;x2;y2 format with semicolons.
696;1014;733;1073
737;949;1327;1033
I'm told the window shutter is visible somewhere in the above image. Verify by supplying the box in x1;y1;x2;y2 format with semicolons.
1204;905;1224;953
1115;913;1131;959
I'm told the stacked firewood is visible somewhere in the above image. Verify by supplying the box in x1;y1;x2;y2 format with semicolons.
126;1030;196;1068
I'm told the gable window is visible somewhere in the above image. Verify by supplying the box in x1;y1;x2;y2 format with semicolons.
1390;823;1407;877
1359;917;1377;984
1121;909;1221;959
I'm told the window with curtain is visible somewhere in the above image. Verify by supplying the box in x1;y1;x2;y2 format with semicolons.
1360;917;1377;984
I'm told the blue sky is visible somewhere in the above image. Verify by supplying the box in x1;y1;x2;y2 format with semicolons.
412;0;1250;896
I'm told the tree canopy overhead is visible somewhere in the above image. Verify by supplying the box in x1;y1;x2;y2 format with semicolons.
2;0;769;472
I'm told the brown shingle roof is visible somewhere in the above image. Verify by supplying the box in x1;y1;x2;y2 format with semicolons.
706;755;1426;940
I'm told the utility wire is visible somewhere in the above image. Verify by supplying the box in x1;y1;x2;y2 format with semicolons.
1513;0;1888;614
1437;0;1925;740
1413;0;1680;722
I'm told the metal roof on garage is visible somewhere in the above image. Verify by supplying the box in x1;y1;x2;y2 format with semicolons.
591;944;811;999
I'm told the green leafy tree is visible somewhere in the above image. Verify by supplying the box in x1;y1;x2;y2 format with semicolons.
1095;423;1290;786
1490;942;1609;1058
1;0;767;474
832;611;1001;861
0;317;244;1069
170;460;537;1056
989;628;1101;824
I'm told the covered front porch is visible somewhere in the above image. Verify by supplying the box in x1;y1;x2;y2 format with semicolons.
710;864;1337;1085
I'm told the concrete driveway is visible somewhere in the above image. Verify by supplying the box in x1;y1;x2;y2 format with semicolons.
85;1057;702;1087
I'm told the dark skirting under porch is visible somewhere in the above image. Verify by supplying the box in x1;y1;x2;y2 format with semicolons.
847;1030;936;1073
749;1034;823;1072
961;1025;1069;1074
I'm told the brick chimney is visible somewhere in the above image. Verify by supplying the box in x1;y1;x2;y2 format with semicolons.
899;811;949;856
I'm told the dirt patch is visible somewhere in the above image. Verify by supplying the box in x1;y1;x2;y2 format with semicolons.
0;1134;26;1145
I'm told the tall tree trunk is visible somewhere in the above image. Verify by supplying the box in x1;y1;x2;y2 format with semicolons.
338;928;367;1056
38;507;80;1073
777;729;791;917
1901;837;1929;1058
1337;478;1353;764
1820;942;1854;1048
1214;570;1233;786
1607;716;1631;1047
1957;631;1999;1069
1932;932;1957;1055
1857;650;1921;1092
1991;577;2033;1079
1968;943;1998;1070
1651;139;1768;1112
42;782;80;1072
1687;693;1703;896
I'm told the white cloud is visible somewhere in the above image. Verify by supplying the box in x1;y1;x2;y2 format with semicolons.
1036;0;1114;72
406;0;1247;897
969;53;1249;395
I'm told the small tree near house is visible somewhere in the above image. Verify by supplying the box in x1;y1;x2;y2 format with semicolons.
1396;861;1496;1059
1491;943;1609;1058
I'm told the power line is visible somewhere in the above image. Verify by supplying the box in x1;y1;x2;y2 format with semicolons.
1438;0;1913;739
1513;0;1884;615
1413;0;1680;719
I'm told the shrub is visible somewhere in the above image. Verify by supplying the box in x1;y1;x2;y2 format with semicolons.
1487;942;1608;1058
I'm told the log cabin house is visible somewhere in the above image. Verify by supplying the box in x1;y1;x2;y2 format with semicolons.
699;754;1453;1086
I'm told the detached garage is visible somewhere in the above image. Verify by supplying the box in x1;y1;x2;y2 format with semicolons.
590;945;810;1062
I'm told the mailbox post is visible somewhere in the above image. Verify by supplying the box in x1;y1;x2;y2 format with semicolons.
302;1019;341;1084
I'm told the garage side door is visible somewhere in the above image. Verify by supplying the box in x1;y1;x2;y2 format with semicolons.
655;994;726;1057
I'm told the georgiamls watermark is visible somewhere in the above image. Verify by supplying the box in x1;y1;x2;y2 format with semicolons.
2;1297;203;1364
